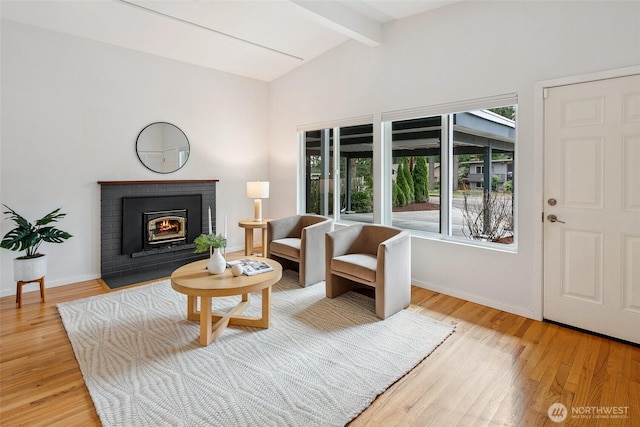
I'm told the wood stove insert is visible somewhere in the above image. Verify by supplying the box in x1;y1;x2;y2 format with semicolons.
122;194;201;255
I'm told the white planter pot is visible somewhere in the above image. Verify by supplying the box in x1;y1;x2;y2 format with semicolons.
207;249;226;275
13;255;47;282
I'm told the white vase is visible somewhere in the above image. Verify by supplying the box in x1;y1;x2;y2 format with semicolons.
14;254;47;282
207;248;226;275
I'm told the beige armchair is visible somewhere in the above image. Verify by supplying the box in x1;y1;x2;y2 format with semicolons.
325;224;411;319
267;214;334;287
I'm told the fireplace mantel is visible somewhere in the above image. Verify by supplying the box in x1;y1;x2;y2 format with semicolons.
98;179;219;185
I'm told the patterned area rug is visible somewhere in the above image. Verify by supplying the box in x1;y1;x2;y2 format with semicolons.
58;271;454;426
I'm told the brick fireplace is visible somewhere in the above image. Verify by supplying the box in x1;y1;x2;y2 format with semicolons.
99;180;218;288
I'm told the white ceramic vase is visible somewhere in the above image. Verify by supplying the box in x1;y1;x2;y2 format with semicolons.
207;248;226;275
13;254;47;282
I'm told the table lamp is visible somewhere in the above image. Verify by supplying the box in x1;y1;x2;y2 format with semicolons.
246;181;269;222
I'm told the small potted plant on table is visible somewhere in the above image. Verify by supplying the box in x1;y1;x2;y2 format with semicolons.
194;233;227;274
1;205;73;282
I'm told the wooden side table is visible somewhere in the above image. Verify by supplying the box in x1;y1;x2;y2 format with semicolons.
238;219;270;257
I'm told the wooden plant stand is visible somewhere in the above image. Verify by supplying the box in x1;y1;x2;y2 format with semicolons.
16;277;46;308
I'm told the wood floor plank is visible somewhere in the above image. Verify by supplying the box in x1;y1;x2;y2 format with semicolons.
1;278;638;426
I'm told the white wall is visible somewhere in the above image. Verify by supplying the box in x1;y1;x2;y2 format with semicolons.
269;1;640;318
0;21;270;296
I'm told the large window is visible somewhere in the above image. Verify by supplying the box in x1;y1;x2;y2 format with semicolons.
299;96;517;249
387;104;516;246
303;123;374;223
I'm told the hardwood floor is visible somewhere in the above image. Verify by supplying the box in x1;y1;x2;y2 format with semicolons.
1;277;638;426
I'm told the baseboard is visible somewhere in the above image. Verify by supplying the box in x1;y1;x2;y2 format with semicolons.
48;273;101;287
0;273;101;298
411;278;536;320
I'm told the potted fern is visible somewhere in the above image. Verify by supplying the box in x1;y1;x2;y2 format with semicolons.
194;233;226;275
1;205;73;281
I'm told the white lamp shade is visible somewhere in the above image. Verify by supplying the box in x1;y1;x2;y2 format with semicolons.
246;181;269;199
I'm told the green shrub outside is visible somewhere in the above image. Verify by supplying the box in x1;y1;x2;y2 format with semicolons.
396;162;411;205
351;190;372;213
412;157;429;203
504;180;513;193
401;158;415;203
393;179;407;206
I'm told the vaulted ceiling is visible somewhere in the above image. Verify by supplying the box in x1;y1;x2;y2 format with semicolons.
1;0;460;81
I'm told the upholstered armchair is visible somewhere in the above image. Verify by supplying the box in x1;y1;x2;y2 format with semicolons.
267;214;334;287
325;224;411;319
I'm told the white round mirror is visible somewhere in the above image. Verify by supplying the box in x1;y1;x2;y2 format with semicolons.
136;122;190;174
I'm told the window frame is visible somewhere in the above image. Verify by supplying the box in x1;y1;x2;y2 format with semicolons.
297;115;375;224
381;94;518;251
297;94;518;252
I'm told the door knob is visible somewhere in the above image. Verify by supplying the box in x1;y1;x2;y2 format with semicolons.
548;198;557;206
547;214;565;224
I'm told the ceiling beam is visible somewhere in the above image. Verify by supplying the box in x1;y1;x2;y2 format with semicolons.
290;0;382;47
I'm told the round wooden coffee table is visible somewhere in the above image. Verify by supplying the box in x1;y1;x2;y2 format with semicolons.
171;256;282;346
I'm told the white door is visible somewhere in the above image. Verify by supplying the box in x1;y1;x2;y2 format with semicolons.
163;147;179;172
543;74;640;344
